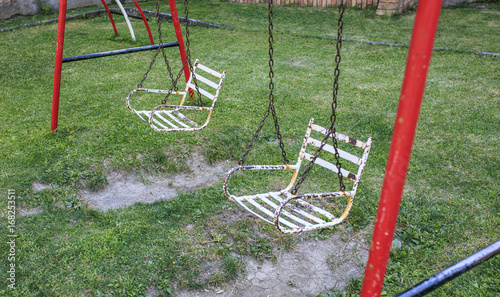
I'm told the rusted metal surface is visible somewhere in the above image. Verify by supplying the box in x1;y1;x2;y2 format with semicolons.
223;118;372;234
126;59;226;132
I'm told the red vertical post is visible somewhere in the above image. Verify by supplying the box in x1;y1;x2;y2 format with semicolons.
101;0;118;36
360;0;443;296
133;0;155;45
167;0;190;84
50;0;68;131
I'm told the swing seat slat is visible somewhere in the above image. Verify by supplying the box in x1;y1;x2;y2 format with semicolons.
307;138;362;165
196;63;224;78
193;73;219;89
223;118;372;234
186;83;215;100
126;59;226;132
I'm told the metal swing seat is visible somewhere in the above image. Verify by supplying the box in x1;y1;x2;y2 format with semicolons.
223;118;372;234
125;0;226;132
126;59;226;132
223;0;371;234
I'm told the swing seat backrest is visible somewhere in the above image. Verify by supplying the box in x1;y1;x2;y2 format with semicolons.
147;59;226;132
223;118;372;234
289;118;372;198
126;59;226;132
178;59;226;109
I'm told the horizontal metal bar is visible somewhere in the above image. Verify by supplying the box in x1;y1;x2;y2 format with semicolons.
137;8;235;30
62;42;179;63
395;240;500;297
109;8;148;20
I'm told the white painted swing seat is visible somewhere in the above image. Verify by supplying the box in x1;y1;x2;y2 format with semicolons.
223;118;372;234
126;59;226;132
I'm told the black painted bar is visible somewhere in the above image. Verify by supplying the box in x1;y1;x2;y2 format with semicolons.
396;240;500;297
109;9;147;21
62;42;179;63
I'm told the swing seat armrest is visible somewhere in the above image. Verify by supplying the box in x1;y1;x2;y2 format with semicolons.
126;88;185;111
153;104;213;111
127;88;185;97
295;191;353;199
223;164;298;202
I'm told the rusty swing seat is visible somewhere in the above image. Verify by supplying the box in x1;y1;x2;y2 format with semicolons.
223;118;372;234
126;59;226;132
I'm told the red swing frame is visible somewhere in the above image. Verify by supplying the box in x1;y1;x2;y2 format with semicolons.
50;0;190;131
360;0;443;295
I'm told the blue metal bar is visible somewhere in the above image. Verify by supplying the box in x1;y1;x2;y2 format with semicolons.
396;240;500;297
62;42;179;63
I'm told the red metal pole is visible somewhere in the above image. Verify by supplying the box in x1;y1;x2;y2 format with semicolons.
168;0;190;84
360;1;443;296
133;0;155;45
50;0;68;131
100;0;118;36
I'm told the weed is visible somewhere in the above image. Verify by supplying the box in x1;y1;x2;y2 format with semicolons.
222;256;245;280
108;277;146;296
308;227;335;241
208;255;245;286
82;169;108;191
41;4;51;15
277;234;296;251
64;194;84;209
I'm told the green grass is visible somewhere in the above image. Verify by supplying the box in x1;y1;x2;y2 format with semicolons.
0;1;499;296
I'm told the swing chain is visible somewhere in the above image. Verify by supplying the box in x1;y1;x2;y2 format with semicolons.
184;0;204;107
238;0;289;166
291;1;346;195
138;0;177;90
138;48;160;88
269;0;289;166
161;59;188;104
331;2;346;192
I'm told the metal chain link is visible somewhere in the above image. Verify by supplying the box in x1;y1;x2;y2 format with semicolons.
268;0;289;165
238;0;289;166
137;48;160;88
138;0;177;90
161;59;188;104
184;0;203;107
290;1;346;195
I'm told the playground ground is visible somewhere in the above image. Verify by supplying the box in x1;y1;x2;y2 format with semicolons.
0;1;498;296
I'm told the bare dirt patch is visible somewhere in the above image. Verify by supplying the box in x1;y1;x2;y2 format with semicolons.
176;230;369;297
79;151;234;211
